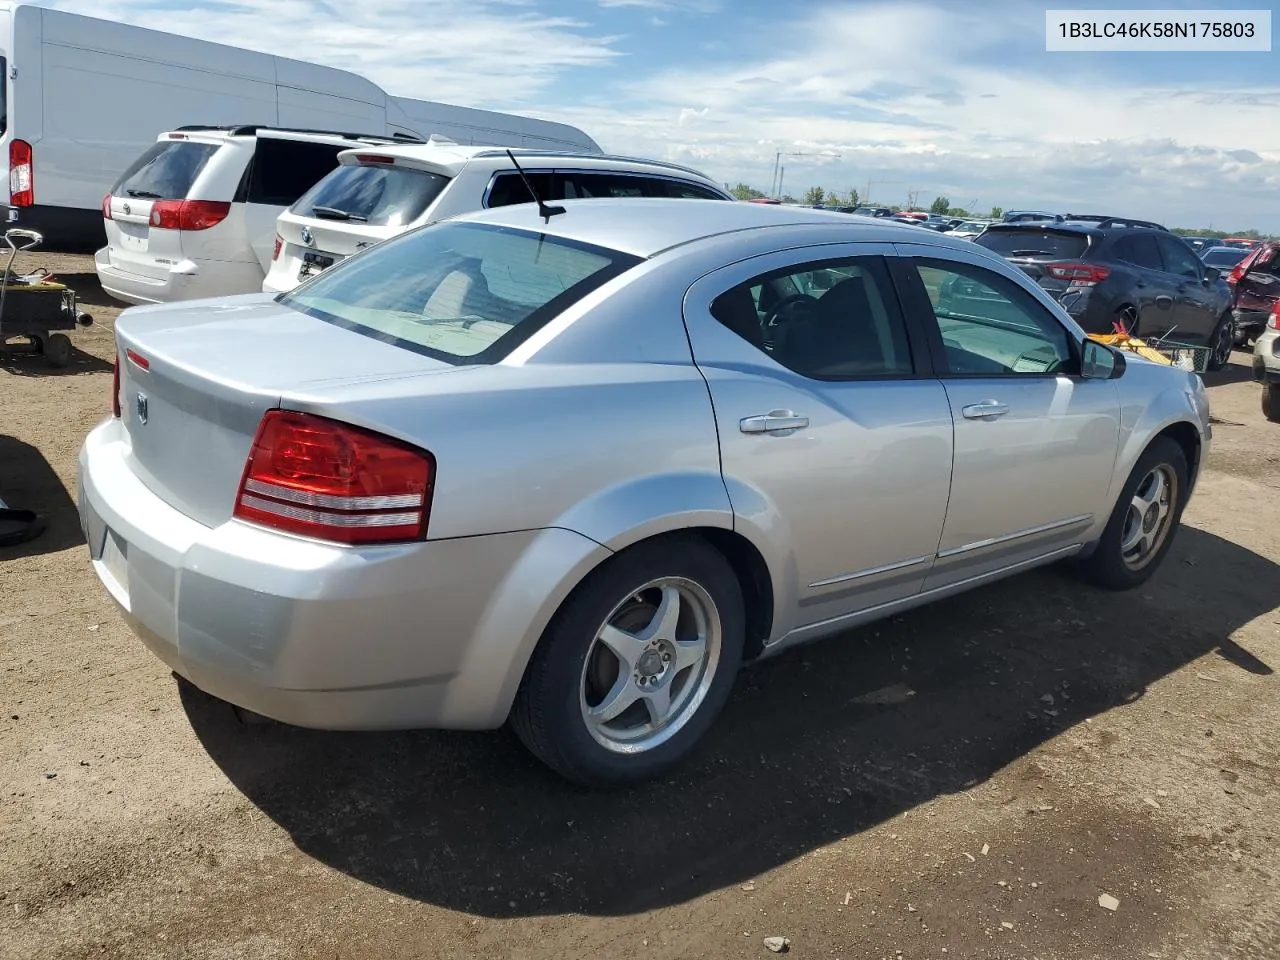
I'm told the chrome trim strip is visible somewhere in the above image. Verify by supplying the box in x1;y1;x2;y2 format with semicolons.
808;554;931;589
784;544;1083;643
936;514;1092;560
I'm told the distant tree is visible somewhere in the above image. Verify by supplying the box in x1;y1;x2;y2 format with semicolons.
929;196;951;215
804;186;826;206
730;183;767;201
780;194;798;205
845;188;860;208
989;206;1004;219
946;207;970;217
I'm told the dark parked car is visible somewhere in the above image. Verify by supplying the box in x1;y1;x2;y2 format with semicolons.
1181;236;1219;255
1200;245;1250;270
967;217;1236;370
1227;241;1279;346
852;205;893;218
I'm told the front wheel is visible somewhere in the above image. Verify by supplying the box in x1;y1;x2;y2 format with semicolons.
1263;384;1280;423
1205;313;1235;372
43;333;72;368
1077;437;1188;591
510;537;745;786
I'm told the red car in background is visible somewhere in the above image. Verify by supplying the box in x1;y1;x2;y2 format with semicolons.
1228;241;1280;346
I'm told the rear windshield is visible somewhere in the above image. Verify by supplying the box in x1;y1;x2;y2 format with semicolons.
1201;247;1248;269
292;163;450;228
112;141;220;200
278;221;642;364
975;228;1089;260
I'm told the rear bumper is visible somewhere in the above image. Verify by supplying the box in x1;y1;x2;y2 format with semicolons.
95;248;265;306
76;417;609;731
1233;308;1272;334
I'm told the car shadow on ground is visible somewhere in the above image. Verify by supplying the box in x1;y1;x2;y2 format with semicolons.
0;434;84;558
1202;352;1257;390
181;524;1279;919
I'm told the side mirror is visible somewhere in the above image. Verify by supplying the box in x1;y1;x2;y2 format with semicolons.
1203;266;1221;284
1081;339;1126;380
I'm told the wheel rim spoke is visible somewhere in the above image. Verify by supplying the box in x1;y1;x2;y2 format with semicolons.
641;684;673;725
597;624;648;672
1120;517;1145;554
590;673;641;723
672;635;707;673
639;584;682;643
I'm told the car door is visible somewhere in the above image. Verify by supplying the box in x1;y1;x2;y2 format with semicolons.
891;246;1122;589
682;244;954;636
1110;233;1178;334
1156;233;1220;342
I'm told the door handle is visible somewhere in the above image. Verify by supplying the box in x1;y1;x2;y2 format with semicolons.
1155;295;1173;309
961;400;1009;420
740;410;809;434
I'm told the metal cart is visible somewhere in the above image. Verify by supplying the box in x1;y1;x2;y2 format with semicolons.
0;228;93;368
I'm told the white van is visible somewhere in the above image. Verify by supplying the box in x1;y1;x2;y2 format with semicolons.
96;126;418;305
263;144;733;294
0;2;599;248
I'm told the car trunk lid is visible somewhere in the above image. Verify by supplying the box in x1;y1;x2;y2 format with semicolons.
114;295;455;528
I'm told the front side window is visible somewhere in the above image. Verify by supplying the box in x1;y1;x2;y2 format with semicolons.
710;256;914;380
1156;235;1204;279
112;141;220;200
279;221;641;364
914;259;1073;376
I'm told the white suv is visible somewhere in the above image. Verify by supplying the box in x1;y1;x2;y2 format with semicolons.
96;126;421;305
263;144;733;293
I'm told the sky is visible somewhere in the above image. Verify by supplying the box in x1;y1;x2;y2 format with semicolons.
42;0;1280;231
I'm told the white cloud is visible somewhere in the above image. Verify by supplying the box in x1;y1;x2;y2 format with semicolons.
596;0;720;10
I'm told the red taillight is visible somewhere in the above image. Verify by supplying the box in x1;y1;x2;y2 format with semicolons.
1044;261;1111;287
272;234;283;261
233;411;434;545
111;356;121;418
148;199;231;231
102;193;114;221
9;139;33;207
1269;302;1280;331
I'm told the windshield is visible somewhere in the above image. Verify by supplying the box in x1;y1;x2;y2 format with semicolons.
1202;248;1248;269
975;228;1089;260
112;141;220;200
279;221;643;364
292;162;451;227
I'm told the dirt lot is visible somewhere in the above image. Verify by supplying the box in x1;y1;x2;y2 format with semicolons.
2;255;1278;960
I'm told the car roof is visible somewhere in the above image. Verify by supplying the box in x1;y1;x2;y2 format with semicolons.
334;140;720;182
450;197;980;258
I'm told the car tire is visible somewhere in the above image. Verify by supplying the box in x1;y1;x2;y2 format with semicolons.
1077;436;1188;591
1263;384;1280;423
510;536;745;787
1205;312;1234;372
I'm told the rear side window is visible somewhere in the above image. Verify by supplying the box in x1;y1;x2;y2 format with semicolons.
1112;234;1164;270
244;138;345;206
292;163;450;227
650;179;727;200
974;228;1089;260
485;170;726;207
112;141;220;200
279;221;642;364
486;171;554;208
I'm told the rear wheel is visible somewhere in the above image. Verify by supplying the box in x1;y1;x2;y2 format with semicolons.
1263;384;1280;423
43;333;72;368
510;537;745;786
1077;437;1188;591
1206;312;1235;371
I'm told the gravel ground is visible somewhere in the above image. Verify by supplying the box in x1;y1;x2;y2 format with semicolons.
2;255;1278;960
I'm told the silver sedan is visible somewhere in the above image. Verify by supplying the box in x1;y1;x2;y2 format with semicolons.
78;199;1212;785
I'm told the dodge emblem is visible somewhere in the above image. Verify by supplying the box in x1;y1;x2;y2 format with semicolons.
135;392;148;424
